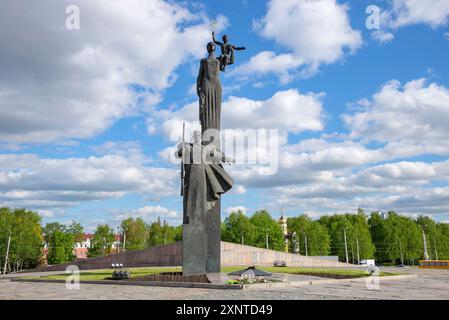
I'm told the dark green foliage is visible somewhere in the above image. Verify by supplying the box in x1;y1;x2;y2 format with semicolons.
288;215;330;256
121;218;148;250
222;210;256;245
119;217;182;251
44;221;84;264
222;209;284;251
369;211;422;264
147;217;181;246
89;224;115;258
0;207;44;272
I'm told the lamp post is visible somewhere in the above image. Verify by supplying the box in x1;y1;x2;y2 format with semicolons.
433;236;438;261
304;234;308;256
122;226;127;252
292;232;299;254
343;228;349;263
116;226;120;254
3;232;11;275
266;229;269;250
422;225;429;261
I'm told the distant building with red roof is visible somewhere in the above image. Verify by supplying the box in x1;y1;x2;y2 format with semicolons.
73;233;122;259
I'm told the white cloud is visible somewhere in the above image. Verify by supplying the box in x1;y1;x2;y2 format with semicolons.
233;52;302;84
114;205;179;221
371;30;395;44
356;161;446;184
343;79;449;145
273;173;449;216
0;0;226;143
235;0;362;80
92;141;150;164
388;0;449;28
0;152;178;210
222;81;449;216
233;185;247;195
445;32;449;40
151;89;325;141
225;206;247;215
239;78;449;216
38;210;55;218
371;0;449;44
224;90;324;133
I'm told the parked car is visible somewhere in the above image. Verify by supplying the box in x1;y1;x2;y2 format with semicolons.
273;260;287;267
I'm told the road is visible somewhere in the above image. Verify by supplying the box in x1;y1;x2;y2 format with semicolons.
1;268;448;300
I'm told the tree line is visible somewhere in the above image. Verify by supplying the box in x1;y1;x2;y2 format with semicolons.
86;217;182;257
222;209;449;264
2;206;449;272
0;207;182;272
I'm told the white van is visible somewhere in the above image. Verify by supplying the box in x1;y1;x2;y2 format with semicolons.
359;259;375;266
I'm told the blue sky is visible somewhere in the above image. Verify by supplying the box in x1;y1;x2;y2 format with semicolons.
1;0;449;231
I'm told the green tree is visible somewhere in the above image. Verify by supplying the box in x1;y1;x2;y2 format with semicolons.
347;210;375;261
222;210;256;245
0;208;44;272
172;225;183;242
436;222;449;260
400;215;422;263
121;218;148;250
44;221;83;264
89;224;115;257
66;221;84;243
369;211;421;265
319;210;374;263
147;218;180;247
417;215;441;260
319;214;352;262
147;217;164;246
160;220;181;244
288;215;330;256
249;210;284;251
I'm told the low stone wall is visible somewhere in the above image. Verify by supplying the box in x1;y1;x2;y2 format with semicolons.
27;242;182;272
221;242;348;267
26;241;348;272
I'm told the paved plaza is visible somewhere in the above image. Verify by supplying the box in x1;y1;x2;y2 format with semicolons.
1;268;448;300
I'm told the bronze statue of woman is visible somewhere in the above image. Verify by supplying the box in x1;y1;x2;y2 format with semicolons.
197;42;222;147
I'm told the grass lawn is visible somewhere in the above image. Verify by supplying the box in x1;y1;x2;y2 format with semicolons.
29;266;399;281
224;266;398;278
29;267;182;281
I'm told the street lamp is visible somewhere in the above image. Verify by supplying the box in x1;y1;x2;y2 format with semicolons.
422;225;429;261
265;229;269;250
292;232;299;254
304;233;308;257
342;228;349;263
116;226;121;254
122;225;128;252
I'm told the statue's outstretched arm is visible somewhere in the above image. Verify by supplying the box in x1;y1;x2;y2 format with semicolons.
208;147;235;164
212;31;223;46
232;45;246;51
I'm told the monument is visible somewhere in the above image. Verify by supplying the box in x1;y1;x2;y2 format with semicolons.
178;31;245;276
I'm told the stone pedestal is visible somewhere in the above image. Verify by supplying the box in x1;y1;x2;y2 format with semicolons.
182;198;221;276
206;199;221;273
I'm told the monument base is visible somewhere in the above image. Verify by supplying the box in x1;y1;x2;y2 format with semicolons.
206;199;221;273
182;198;221;276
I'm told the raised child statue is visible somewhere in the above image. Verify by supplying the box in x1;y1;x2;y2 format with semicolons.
212;31;246;71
